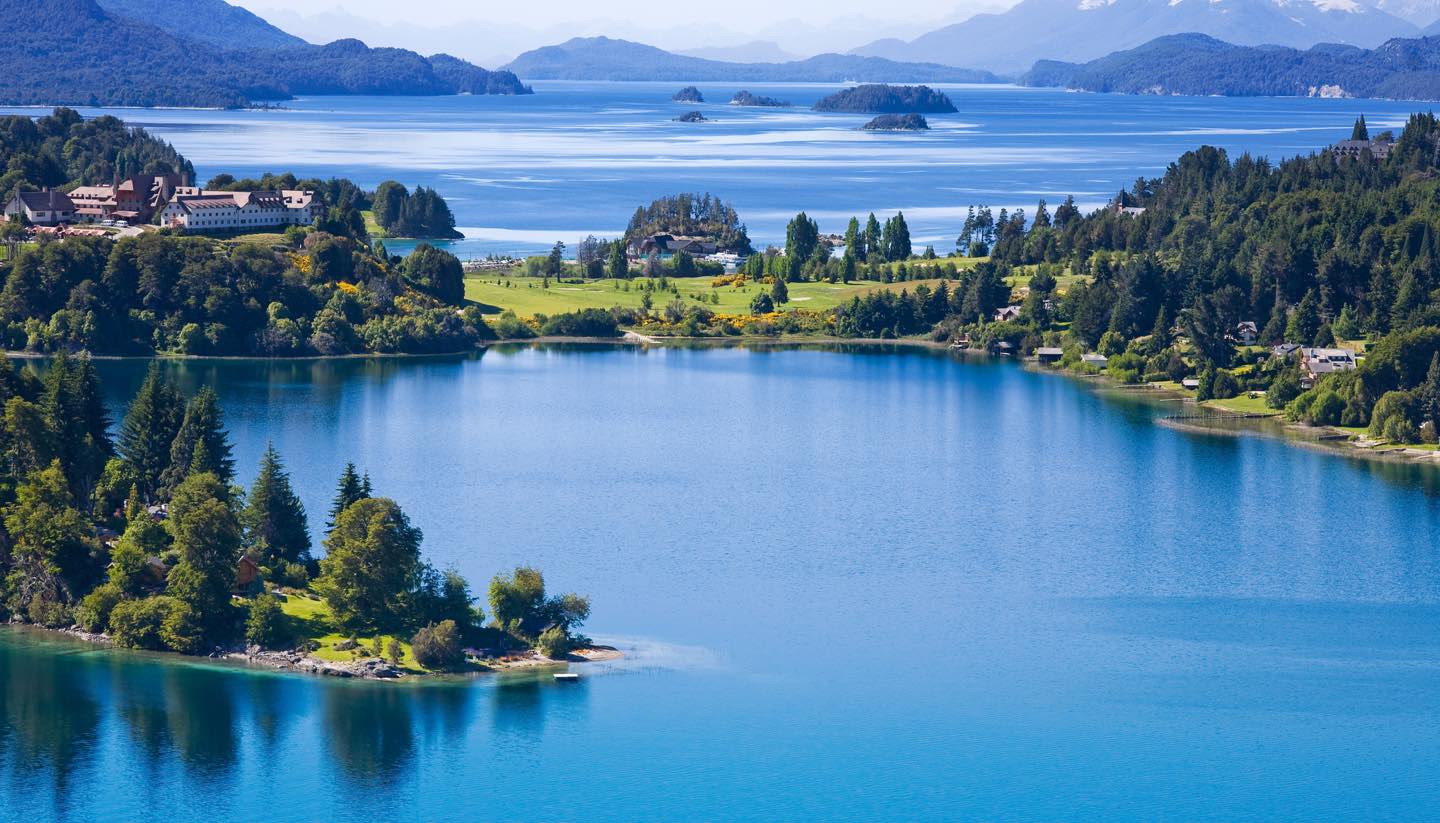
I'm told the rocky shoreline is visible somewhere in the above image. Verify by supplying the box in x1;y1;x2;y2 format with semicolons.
17;620;620;681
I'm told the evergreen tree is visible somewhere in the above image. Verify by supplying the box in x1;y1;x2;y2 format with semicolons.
1150;306;1172;350
770;277;789;305
241;443;312;570
165;471;240;638
314;497;423;631
1286;289;1322;344
327;462;370;529
3;460;98;622
608;242;629;279
785;212;819;264
863;213;881;259
117;364;183;502
1351;115;1369;141
844;216;863;259
161;386;234;495
1422;352;1440;434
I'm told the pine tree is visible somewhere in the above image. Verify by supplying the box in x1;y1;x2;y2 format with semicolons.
242;443;312;569
863;213;881;259
117;364;184;503
608;242;628;279
1422;353;1440;435
161;386;234;495
1151;306;1172;350
327;463;370;529
166;471;240;639
1351;115;1369;141
844;216;863;260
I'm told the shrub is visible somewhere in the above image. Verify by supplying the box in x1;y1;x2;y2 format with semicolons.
1370;390;1420;441
537;625;572;659
491;310;536;340
1211;369;1242;400
109;597;173;650
539;308;620;337
246;594;289;649
411;619;464;670
76;583;123;633
161;601;204;654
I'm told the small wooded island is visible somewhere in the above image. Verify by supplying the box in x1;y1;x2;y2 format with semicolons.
672;86;704;102
0;358;602;679
675;110;710;122
730;90;791;107
813;84;957;113
862;114;930;131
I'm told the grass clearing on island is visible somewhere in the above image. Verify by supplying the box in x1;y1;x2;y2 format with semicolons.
463;275;962;318
1202;393;1280;416
277;589;426;670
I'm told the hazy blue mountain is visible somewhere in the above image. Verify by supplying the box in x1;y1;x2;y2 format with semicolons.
675;41;804;63
1;0;531;107
503;37;1000;82
853;0;1419;73
97;0;306;47
1022;32;1440;99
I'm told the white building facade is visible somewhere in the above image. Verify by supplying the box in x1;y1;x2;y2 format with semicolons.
160;189;321;233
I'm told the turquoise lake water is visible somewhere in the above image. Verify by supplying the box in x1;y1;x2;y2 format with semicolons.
2;82;1426;257
2;345;1440;820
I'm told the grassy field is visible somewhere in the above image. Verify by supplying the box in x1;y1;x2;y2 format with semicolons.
464;274;960;317
278;589;426;669
1202;393;1279;416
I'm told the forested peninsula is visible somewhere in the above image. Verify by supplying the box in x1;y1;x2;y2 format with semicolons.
0;109;531;356
0;358;596;677
1022;33;1440;100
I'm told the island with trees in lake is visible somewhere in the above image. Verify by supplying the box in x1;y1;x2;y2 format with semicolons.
812;84;957;113
730;91;792;107
0;357;598;678
862;114;930;131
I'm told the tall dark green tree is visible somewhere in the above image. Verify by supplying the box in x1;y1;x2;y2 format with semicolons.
863;213;881;259
844;216;863;260
165;471;241;639
241;443;312;571
314;497;424;631
608;242;629;279
1351;115;1369;141
785;212;820;265
117;364;184;502
1422;352;1440;434
162;386;234;495
327;462;370;529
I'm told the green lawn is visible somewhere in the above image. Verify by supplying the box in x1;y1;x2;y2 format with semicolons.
1202;393;1279;416
277;589;426;669
463;275;958;318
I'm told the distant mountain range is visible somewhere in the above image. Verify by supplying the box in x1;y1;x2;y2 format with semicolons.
1022;32;1440;99
853;0;1431;74
674;41;803;63
95;0;305;48
5;0;530;108
502;37;1000;82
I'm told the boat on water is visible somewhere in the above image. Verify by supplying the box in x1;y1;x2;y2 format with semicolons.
554;672;580;682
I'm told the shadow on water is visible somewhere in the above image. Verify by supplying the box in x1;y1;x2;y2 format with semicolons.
322;681;418;787
0;636;102;821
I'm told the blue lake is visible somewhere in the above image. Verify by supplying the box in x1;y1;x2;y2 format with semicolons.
3;345;1440;820
2;83;1425;257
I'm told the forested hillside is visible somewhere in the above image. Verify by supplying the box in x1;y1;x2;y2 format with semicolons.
4;0;530;107
937;113;1440;441
0;109;193;197
1023;33;1440;99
